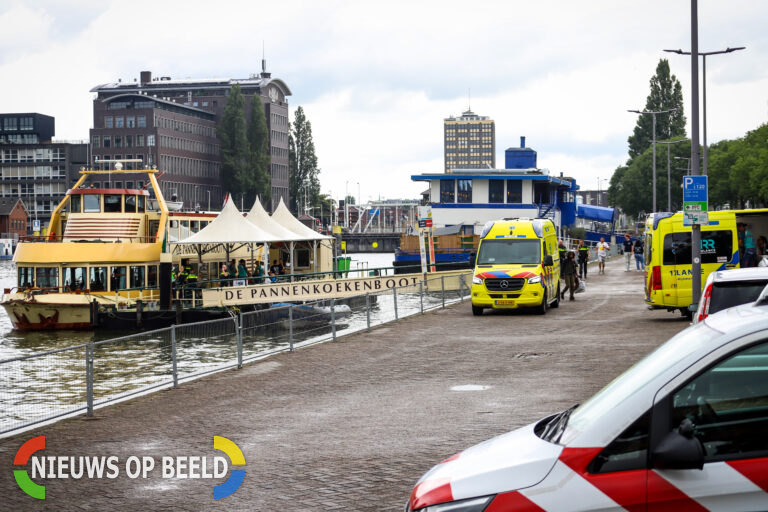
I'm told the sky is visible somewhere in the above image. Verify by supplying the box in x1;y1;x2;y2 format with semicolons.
1;0;766;204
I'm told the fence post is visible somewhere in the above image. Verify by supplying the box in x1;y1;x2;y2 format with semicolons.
393;286;398;320
86;342;94;417
289;304;294;352
331;298;336;341
459;275;465;302
441;276;446;309
171;325;178;389
237;313;243;369
365;293;371;332
419;281;424;314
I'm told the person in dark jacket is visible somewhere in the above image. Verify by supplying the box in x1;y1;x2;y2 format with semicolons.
561;251;577;301
577;240;589;280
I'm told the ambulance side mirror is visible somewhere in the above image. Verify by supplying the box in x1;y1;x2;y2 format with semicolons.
543;255;553;267
651;418;704;470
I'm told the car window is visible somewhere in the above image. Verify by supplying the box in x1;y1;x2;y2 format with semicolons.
588;411;650;474
709;281;768;315
672;341;768;462
663;230;733;266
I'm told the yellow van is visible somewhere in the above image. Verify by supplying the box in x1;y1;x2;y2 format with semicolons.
644;208;768;316
471;218;560;315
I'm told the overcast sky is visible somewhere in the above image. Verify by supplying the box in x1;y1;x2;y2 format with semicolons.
1;0;766;203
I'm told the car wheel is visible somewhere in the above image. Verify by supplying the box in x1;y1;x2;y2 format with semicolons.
535;289;547;315
472;305;483;316
551;283;560;308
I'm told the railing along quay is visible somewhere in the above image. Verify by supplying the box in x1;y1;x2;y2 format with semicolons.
0;273;470;437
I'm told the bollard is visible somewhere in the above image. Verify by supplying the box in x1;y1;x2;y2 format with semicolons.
289;304;294;352
86;342;94;417
419;281;424;314
171;325;178;389
393;286;398;320
331;298;337;340
236;313;243;369
441;276;446;308
365;293;371;332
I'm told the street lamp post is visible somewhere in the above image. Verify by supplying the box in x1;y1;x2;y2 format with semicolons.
657;139;688;211
207;190;211;211
597;178;608;206
628;108;677;212
664;46;745;175
194;186;198;211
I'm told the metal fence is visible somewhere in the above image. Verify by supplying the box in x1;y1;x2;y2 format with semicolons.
0;273;470;437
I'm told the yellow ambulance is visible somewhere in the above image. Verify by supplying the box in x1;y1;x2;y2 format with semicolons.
471;218;560;315
644;208;768;316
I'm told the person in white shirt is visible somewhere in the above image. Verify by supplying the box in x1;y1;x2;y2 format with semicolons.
597;237;610;274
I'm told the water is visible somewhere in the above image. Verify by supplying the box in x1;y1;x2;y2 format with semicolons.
1;253;465;433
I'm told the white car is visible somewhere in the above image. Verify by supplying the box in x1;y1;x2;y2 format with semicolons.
407;298;768;511
695;267;768;323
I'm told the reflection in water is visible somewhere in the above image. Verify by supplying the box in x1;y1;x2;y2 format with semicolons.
0;256;462;433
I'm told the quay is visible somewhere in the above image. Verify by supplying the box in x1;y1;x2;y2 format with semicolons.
0;257;690;511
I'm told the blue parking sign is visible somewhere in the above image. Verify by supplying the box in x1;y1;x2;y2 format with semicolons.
683;176;708;226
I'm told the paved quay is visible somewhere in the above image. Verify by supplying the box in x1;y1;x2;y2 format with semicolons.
1;257;691;511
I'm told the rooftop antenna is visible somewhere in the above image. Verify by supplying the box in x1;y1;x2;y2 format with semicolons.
468;88;471;111
262;40;266;74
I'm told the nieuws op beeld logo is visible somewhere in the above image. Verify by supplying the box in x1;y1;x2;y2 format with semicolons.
13;435;246;500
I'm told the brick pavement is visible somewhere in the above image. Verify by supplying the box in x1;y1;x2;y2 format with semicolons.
0;257;690;511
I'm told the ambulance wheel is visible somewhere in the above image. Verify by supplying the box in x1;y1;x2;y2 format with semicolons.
535;291;548;315
551;284;560;308
472;305;483;316
680;308;693;319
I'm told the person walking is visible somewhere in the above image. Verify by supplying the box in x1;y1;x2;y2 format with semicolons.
561;251;577;301
622;233;633;271
597;237;609;275
577;240;589;280
633;235;645;271
558;239;567;262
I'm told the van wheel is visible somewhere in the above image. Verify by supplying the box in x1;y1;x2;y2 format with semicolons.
535;289;548;315
551;284;560;308
680;308;693;319
472;305;483;316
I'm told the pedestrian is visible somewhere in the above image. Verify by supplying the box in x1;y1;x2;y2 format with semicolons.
742;223;757;267
623;234;633;271
577;240;589;279
558;239;567;262
757;236;768;265
237;259;248;279
633;235;645;271
219;264;231;286
270;259;281;276
561;251;577;301
597;237;610;274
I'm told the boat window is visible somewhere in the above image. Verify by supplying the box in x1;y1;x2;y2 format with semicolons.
148;220;160;241
488;180;504;203
130;265;145;288
69;195;81;213
147;265;158;287
110;266;127;291
89;267;108;291
191;221;199;234
36;267;59;289
104;194;122;213
83;194;101;213
125;195;137;213
63;267;87;292
181;220;189;230
18;267;34;288
137;195;145;213
507;181;523;203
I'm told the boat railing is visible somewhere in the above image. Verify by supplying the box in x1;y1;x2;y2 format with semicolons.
19;235;159;243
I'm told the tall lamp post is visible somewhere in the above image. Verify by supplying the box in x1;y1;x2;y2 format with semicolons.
628;108;677;213
664;46;745;175
597;178;608;206
657;139;688;211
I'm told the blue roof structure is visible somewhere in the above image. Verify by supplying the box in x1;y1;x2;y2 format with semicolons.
577;203;616;223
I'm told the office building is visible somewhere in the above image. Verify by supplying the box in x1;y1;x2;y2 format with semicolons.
90;64;291;211
0;113;88;232
444;110;495;171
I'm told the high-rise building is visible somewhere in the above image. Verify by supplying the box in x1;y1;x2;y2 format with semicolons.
0;113;88;232
90;64;291;211
443;110;495;171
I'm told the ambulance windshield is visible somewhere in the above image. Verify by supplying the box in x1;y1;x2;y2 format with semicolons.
477;239;540;265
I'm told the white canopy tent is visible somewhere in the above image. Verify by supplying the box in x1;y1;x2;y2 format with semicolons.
269;198;333;277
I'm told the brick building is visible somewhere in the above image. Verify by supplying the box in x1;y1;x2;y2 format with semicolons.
90;64;291;211
0;197;28;239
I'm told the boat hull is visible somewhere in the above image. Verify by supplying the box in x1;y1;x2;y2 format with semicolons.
0;293;129;331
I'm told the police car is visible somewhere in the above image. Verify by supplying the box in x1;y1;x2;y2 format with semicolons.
407;293;768;511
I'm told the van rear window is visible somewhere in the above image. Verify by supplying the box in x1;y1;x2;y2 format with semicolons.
663;231;733;265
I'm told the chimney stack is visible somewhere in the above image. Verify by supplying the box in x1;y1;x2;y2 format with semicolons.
140;71;152;84
520;136;526;148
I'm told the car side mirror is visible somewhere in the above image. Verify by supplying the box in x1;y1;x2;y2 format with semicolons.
543;255;553;267
652;418;704;470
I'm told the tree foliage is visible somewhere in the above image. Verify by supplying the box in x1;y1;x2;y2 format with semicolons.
247;95;271;205
289;106;321;214
627;59;687;159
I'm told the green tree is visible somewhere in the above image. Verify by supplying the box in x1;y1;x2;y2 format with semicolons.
627;59;687;159
247;95;271;205
289;106;321;214
218;84;251;202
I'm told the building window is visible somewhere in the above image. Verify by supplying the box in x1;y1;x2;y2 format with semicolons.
136;135;144;147
19;117;33;130
137;116;146;128
105;116;113;128
125;135;133;148
147;135;155;147
3;118;18;130
440;180;455;203
114;136;122;148
457;179;472;203
103;136;111;148
126;116;135;128
115;117;124;128
92;136;100;148
489;180;504;203
507;180;522;203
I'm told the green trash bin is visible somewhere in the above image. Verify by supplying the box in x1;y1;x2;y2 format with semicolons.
335;256;351;277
